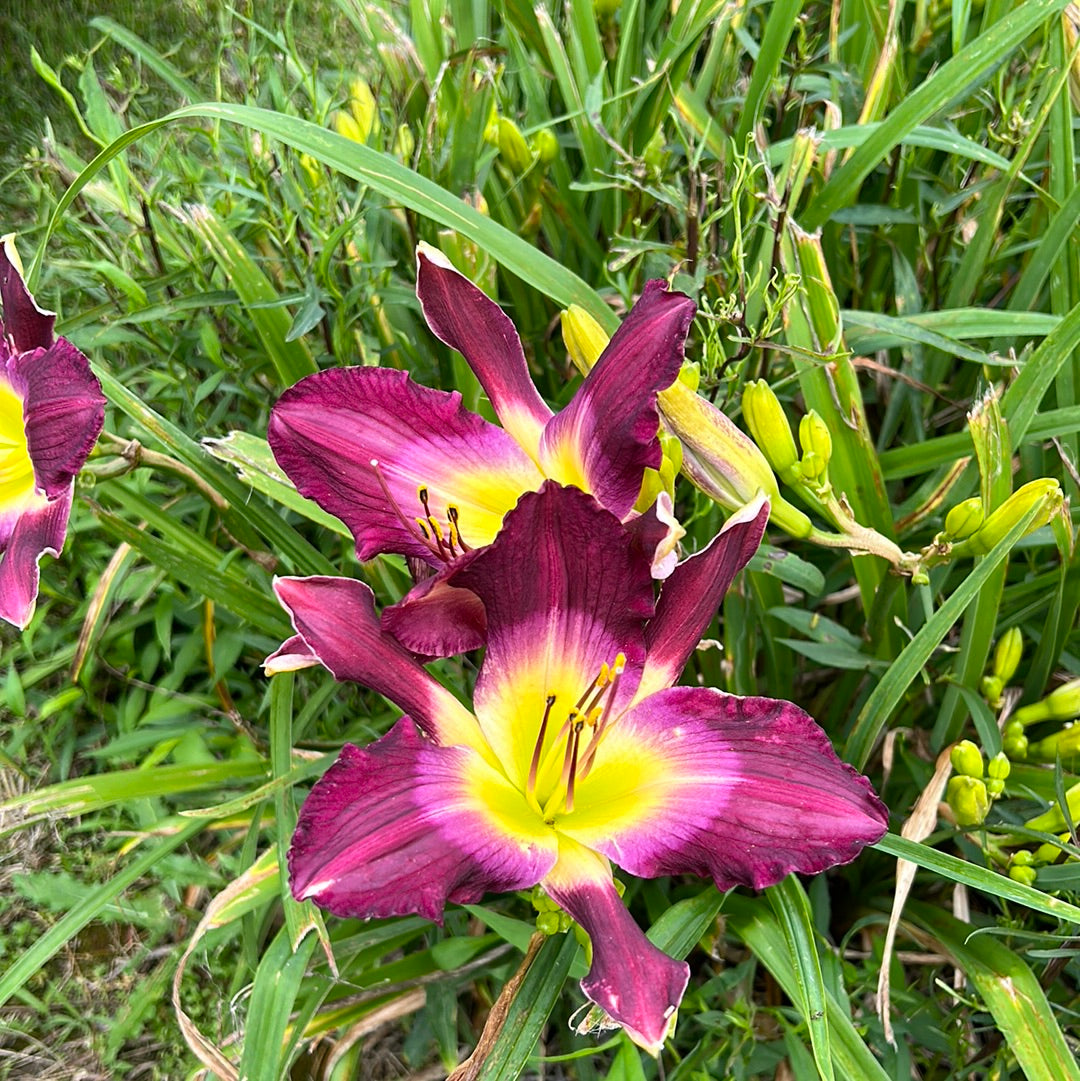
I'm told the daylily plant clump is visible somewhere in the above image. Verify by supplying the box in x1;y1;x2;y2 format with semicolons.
267;249;889;1053
0;237;105;629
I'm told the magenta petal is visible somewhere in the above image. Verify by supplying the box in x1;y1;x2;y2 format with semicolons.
0;494;71;628
416;244;551;453
639;497;769;695
544;860;689;1054
381;555;488;657
579;687;888;890
289;720;557;921
271;575;477;745
540;281;695;519
269;366;542;563
9;342;106;499
0;240;55;352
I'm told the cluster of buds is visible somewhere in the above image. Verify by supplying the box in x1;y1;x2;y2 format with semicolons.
743;380;834;494
932;479;1065;560
1006;677;1080;766
483;113;559;175
980;627;1023;710
946;740;1010;827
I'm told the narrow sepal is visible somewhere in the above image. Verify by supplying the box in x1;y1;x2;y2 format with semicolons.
271;575;478;746
416;243;552;455
638;496;768;697
0;494;70;628
543;842;688;1055
539;281;695;519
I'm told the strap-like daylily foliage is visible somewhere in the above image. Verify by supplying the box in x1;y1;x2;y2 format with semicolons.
275;483;888;1054
0;237;105;629
267;245;694;656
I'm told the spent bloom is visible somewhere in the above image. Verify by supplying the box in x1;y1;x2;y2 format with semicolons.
0;237;105;628
268;246;694;657
272;483;888;1053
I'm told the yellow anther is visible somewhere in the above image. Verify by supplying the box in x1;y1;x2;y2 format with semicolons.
429;518;445;543
613;652;626;674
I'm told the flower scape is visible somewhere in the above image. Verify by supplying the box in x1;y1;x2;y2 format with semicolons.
266;250;889;1054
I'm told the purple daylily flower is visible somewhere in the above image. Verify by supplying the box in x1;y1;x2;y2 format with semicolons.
267;245;695;656
271;483;888;1054
0;237;105;629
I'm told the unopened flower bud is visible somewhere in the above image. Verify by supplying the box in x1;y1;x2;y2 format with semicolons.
965;479;1063;555
333;109;368;144
594;0;622;17
678;361;700;393
947;774;990;827
799;410;832;483
980;674;1004;707
1008;863;1037;886
494;117;534;173
1004;719;1024;740
944;497;985;541
950;739;984;778
394;123;415;161
992;627;1023;684
987;752;1011;781
536;911;561;935
1028;722;1080;764
1027;782;1080;833
347;79;378;141
561;304;609;376
1003;732;1028;759
1013;849;1034;867
1033;839;1064;864
1013;677;1080;727
743;380;799;482
532;127;559;165
986;778;1005;798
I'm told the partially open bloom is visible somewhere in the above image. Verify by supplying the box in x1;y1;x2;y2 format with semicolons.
268;246;695;656
274;483;888;1053
0;237;105;629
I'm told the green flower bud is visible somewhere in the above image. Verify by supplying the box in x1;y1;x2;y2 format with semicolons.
1028;722;1080;764
678;361;700;394
980;674;1004;708
1002;733;1028;759
986;777;1005;798
1008;864;1037;887
965;478;1063;555
798;410;832;482
946;774;990;827
1027;782;1080;833
536;911;561;935
594;0;622;17
394;123;415;161
532;127;559;165
1011;849;1034;866
1014;677;1080;727
347;78;379;141
495;116;535;174
1033;840;1064;864
1004;719;1024;740
944;497;985;541
950;739;984;778
992;627;1023;684
987;752;1011;781
743;380;800;482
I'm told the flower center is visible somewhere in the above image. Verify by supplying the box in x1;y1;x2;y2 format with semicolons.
370;459;470;562
0;380;37;512
526;653;626;819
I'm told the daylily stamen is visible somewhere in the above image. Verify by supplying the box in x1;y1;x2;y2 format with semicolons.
527;693;557;798
372;459;433;551
565;720;585;813
579;653;627;779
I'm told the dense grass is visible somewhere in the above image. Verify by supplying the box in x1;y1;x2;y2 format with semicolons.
2;1;1080;1078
